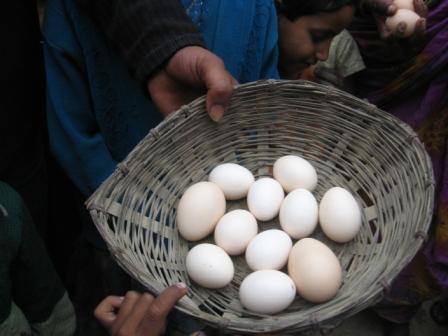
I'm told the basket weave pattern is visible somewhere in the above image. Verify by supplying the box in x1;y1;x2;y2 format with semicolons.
87;80;434;334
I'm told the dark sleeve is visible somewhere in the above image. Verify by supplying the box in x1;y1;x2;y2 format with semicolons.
77;0;206;84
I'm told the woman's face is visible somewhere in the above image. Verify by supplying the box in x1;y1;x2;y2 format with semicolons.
278;5;354;79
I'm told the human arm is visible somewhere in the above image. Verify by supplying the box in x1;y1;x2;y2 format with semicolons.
94;284;187;336
77;0;235;120
43;3;118;196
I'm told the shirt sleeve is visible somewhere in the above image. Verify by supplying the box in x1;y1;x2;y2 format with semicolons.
76;0;206;84
315;30;366;79
332;30;366;78
42;10;118;197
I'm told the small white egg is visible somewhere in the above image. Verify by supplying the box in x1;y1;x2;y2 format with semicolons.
239;270;296;314
279;188;318;239
247;178;284;221
177;182;226;241
273;155;318;192
288;238;342;303
394;0;414;11
245;229;292;271
319;187;362;243
186;243;234;288
385;9;420;38
209;163;255;200
214;210;258;255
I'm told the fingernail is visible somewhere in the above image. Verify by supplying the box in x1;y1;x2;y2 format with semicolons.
118;296;125;301
210;104;224;122
176;282;187;289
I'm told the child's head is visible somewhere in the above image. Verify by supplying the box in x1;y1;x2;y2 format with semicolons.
276;0;355;79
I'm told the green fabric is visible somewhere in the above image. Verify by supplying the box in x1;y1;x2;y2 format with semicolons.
0;181;66;324
0;302;32;336
30;293;76;336
0;294;76;336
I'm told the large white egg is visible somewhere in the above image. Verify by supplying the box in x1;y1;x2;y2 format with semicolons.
273;155;318;192
214;210;258;255
279;188;318;239
177;182;226;241
209;163;255;200
186;243;234;288
247;178;284;221
319;187;362;243
288;238;342;303
245;229;292;271
239;270;296;314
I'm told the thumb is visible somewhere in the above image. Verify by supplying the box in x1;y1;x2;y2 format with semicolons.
199;55;235;122
138;283;188;335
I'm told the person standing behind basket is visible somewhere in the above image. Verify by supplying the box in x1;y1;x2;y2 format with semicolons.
43;0;279;334
348;0;448;331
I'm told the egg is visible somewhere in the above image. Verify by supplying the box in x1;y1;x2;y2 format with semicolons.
394;0;414;11
273;155;318;192
385;9;420;38
177;182;226;241
319;187;362;243
288;238;342;303
239;270;296;314
214;210;258;255
209;163;255;200
247;177;284;221
186;243;234;288
245;229;292;271
279;188;318;239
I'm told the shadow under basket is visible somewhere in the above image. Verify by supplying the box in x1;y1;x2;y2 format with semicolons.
86;80;434;334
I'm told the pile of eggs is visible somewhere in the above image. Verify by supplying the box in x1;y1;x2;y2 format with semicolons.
176;155;362;314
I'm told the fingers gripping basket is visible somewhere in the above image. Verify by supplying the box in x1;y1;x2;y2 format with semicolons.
86;80;434;334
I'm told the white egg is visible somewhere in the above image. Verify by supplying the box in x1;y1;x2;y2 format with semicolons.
247;178;284;221
279;188;318;239
214;210;258;255
239;270;296;314
319;187;362;243
273;155;318;192
245;229;292;271
209;163;255;200
288;238;342;303
177;182;226;241
186;243;234;288
394;0;414;11
385;9;420;38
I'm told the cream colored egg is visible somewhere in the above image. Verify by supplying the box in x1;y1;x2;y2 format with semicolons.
177;181;226;241
209;163;255;200
273;155;318;192
214;210;258;255
319;187;362;243
279;188;318;239
239;270;296;314
288;238;342;303
245;229;292;271
394;0;414;11
385;9;420;38
247;177;284;221
186;243;234;288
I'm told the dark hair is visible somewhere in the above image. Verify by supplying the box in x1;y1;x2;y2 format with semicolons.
276;0;355;21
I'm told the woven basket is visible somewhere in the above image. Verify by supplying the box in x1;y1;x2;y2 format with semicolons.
86;80;434;334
